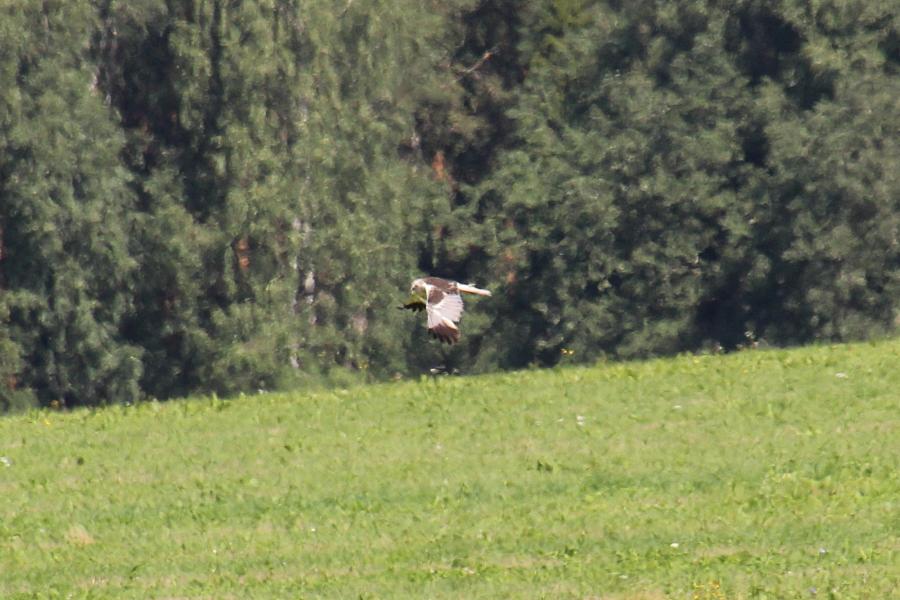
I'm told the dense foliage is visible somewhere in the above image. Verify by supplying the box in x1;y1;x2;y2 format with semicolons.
2;0;898;409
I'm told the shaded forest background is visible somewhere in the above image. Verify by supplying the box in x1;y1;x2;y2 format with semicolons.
1;0;898;411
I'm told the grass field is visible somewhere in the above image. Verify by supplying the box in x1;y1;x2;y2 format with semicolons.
1;340;898;598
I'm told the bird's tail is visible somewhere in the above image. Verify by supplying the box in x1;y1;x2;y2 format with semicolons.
457;283;492;297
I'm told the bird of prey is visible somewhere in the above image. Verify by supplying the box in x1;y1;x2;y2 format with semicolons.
400;277;491;344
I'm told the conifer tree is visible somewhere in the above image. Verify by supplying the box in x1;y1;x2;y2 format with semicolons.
0;2;141;407
96;0;476;395
443;0;899;366
281;0;472;381
726;0;900;344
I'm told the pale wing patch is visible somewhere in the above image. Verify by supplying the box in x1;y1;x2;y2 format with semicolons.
429;292;464;323
426;293;464;344
427;310;458;331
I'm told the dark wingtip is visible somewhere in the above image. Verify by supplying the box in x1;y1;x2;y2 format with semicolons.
429;323;460;345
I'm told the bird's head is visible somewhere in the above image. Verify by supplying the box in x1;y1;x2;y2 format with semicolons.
406;278;427;305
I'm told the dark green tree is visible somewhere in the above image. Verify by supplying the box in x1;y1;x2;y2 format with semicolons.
0;1;141;407
726;0;900;344
95;0;479;396
434;0;899;368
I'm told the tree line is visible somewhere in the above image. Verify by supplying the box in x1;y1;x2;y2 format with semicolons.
1;0;897;411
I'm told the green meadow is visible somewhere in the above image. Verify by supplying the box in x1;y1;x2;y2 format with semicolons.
2;341;898;598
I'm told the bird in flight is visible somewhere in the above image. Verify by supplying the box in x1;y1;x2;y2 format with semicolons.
400;277;491;344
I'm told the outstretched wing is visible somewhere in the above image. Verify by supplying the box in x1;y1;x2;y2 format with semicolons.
425;288;464;344
422;277;458;294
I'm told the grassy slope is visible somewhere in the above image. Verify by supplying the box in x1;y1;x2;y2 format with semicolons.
1;341;898;598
